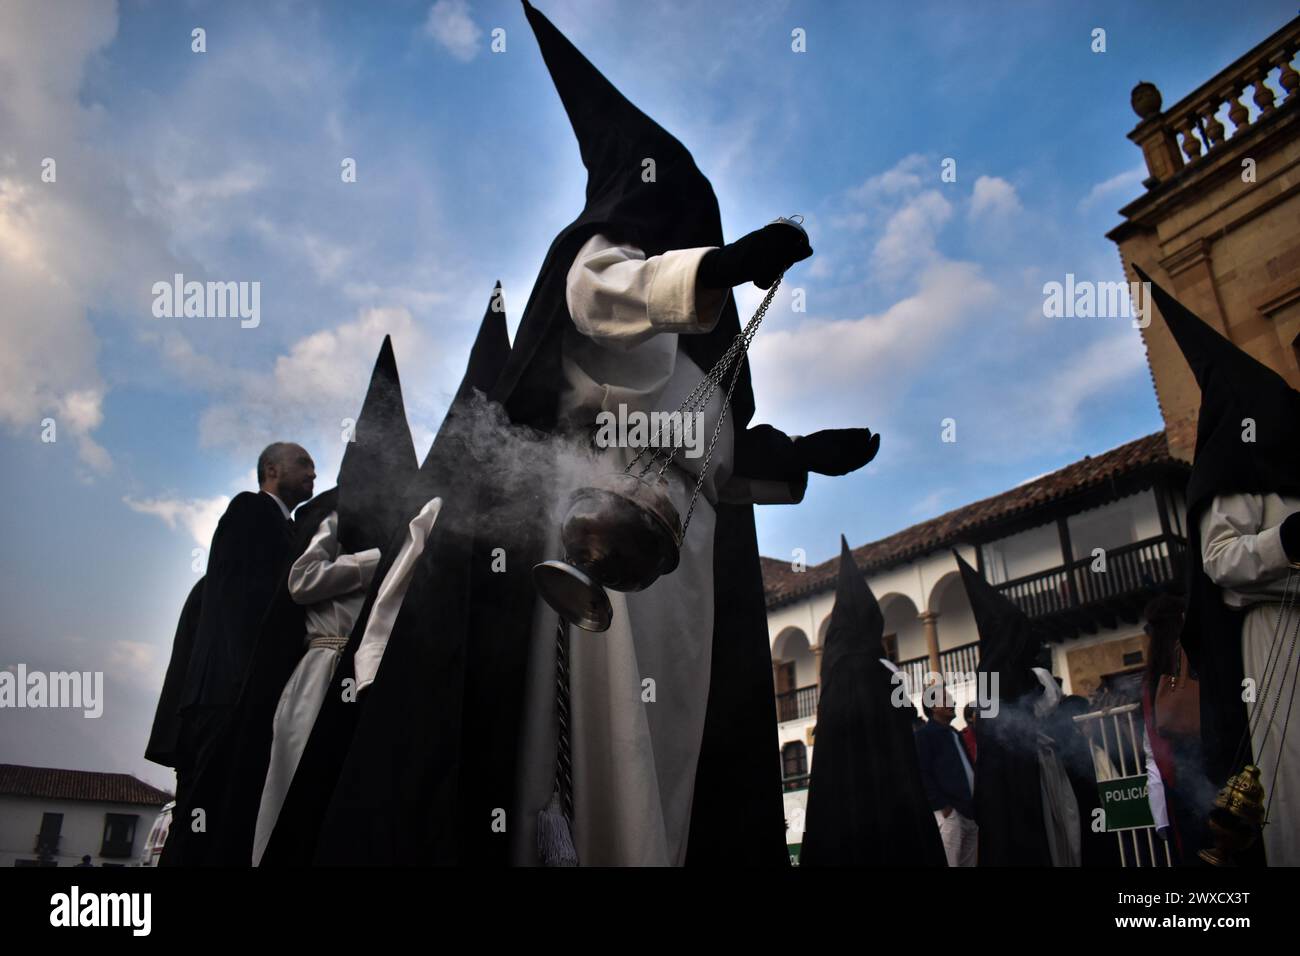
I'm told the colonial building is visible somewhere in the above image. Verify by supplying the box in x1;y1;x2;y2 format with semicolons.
764;15;1300;864
1110;17;1300;461
0;764;172;867
762;433;1189;852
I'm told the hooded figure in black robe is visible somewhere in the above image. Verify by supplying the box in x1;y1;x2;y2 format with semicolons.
299;1;878;867
208;336;418;865
262;287;512;865
954;552;1053;866
1134;264;1300;865
801;538;947;866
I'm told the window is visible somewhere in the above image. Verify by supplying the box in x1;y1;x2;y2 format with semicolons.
35;812;63;857
782;741;808;779
101;813;139;859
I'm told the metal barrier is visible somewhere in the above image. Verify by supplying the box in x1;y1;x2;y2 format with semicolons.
1073;703;1173;867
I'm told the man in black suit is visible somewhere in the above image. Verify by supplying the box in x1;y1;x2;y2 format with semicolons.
160;442;315;865
916;690;978;866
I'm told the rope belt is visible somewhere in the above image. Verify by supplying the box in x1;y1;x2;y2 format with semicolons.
307;635;348;652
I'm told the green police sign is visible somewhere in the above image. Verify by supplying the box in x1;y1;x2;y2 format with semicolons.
1098;774;1155;831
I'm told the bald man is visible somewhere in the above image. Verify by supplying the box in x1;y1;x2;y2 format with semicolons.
160;442;315;865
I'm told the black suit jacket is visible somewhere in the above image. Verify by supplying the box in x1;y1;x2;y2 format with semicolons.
178;491;295;712
915;720;975;819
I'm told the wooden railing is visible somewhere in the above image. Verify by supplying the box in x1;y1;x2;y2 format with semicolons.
781;773;811;793
993;534;1185;618
1128;18;1299;185
775;683;818;723
898;641;981;693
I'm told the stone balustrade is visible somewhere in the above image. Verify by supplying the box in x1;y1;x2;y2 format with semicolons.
1127;17;1299;187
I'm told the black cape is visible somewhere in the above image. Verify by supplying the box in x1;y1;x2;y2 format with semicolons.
159;489;298;865
263;287;512;865
1134;265;1300;791
955;552;1053;866
801;537;947;866
144;576;205;769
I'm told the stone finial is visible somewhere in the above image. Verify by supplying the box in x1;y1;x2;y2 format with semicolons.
1131;81;1163;119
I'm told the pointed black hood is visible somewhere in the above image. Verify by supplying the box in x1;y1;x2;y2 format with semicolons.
954;551;1052;865
494;1;753;429
448;281;511;412
1134;264;1300;514
1134;265;1300;790
336;336;418;553
801;537;947;867
956;551;1045;703
819;536;886;675
406;284;512;506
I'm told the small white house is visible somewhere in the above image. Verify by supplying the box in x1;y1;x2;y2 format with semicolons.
0;764;173;867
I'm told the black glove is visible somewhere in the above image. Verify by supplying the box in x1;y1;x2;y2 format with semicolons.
698;222;813;290
793;428;881;477
1281;511;1300;563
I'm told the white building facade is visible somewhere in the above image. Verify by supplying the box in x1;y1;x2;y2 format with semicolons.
1;764;172;867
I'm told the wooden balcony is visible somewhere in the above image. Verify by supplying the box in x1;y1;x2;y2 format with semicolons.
775;684;818;723
992;533;1186;639
898;641;981;693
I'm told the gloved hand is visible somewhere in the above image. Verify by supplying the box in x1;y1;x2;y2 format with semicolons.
793;428;881;476
1281;511;1300;563
698;221;813;290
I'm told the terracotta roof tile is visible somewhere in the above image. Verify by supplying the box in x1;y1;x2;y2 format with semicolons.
0;764;173;806
761;431;1181;608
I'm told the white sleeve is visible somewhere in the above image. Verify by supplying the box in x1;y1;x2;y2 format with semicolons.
353;497;443;691
287;511;382;606
1143;727;1169;832
1199;493;1292;590
564;233;729;349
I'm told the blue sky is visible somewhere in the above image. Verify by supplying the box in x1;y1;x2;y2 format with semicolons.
1;0;1294;788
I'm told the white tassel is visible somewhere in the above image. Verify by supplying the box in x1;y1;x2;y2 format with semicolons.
537;790;578;867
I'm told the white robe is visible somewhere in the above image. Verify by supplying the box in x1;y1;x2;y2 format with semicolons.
252;511;379;865
1200;491;1300;866
511;234;800;866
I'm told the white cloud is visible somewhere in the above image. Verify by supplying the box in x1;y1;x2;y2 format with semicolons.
1038;332;1148;431
871;190;953;276
1078;165;1145;212
750;259;997;431
107;640;156;681
124;494;231;549
969;175;1022;220
848;153;929;205
0;0;116;473
424;0;483;62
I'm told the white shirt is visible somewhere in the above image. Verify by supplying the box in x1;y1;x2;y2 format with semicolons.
287;511;381;643
263;490;292;521
1200;492;1300;606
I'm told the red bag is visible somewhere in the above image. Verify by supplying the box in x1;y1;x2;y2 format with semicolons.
1154;644;1200;738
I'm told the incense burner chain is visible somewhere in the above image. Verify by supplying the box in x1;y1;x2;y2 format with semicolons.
534;217;806;632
